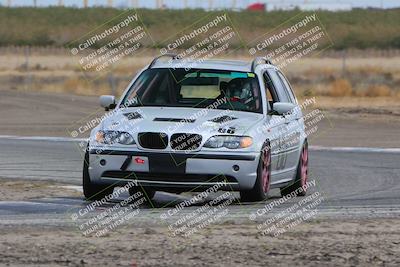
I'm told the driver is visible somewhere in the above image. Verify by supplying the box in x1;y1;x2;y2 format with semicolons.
225;78;253;103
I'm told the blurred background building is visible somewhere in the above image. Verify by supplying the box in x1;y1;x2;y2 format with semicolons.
0;0;396;10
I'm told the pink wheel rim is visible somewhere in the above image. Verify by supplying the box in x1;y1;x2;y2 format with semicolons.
300;144;308;186
261;148;271;193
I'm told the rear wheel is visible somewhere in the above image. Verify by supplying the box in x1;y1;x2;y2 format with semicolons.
83;150;114;200
280;140;308;197
240;142;271;202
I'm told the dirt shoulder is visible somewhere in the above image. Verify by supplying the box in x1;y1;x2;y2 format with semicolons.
1;89;400;147
309;96;400;147
309;111;400;148
0;218;399;267
0;89;99;137
0;178;81;201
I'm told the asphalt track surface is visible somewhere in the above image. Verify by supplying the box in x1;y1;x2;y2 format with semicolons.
0;137;400;227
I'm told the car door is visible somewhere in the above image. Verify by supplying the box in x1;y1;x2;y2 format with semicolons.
268;69;302;178
262;70;288;185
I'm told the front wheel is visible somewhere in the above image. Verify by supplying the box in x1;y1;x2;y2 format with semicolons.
280;140;308;197
240;142;271;202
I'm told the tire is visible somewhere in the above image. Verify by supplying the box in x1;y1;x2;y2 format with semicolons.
240;141;271;202
129;186;156;201
280;140;309;197
83;149;114;200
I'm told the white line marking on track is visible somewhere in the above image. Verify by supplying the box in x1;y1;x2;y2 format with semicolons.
0;135;87;142
50;185;83;193
310;145;400;153
1;135;400;153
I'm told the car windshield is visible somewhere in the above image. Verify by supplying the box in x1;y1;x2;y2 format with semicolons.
120;68;262;113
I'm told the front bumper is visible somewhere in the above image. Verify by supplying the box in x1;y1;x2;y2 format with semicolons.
88;149;260;191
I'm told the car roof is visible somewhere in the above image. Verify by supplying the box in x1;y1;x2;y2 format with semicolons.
151;58;275;72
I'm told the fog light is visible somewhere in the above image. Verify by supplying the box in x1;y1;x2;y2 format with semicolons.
233;165;240;171
100;159;106;166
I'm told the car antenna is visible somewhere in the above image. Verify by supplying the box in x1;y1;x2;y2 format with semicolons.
148;53;178;69
251;57;274;72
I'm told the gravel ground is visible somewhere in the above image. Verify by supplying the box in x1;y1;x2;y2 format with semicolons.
0;178;81;201
1;219;399;267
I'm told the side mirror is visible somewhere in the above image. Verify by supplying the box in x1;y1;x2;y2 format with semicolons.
100;95;116;111
271;102;295;116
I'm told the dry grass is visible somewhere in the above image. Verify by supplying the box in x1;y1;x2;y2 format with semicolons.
287;57;400;73
62;78;112;96
309;96;400;111
328;79;353;97
0;49;399;101
325;79;393;97
364;84;392;97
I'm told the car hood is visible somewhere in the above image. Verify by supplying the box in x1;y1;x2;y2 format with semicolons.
101;106;264;136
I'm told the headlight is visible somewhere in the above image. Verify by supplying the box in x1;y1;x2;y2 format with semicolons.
204;136;253;149
95;130;136;145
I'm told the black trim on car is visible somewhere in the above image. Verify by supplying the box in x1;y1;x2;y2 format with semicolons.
89;149;256;161
102;171;237;183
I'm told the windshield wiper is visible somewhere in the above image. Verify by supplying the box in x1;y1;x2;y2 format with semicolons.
126;103;141;108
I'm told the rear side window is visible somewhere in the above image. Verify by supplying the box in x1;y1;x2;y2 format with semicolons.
277;71;297;104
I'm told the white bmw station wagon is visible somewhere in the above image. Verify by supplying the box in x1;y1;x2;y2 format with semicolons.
84;55;309;202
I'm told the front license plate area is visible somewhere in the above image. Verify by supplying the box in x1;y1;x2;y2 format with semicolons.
148;154;186;174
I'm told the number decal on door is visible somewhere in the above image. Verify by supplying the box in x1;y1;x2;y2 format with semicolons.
276;152;287;170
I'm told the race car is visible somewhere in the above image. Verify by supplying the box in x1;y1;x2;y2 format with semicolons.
83;55;308;202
